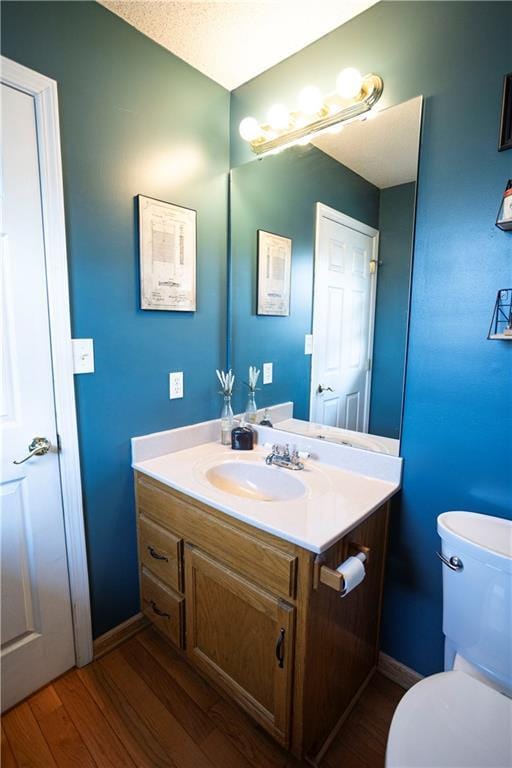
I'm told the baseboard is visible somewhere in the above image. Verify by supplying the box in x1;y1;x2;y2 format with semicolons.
378;652;423;690
93;612;149;660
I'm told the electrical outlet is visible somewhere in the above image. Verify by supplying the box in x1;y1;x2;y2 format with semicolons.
304;334;313;355
263;362;273;384
169;371;184;399
72;338;95;374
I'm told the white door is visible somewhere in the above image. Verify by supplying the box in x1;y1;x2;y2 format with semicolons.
310;205;378;431
1;83;75;711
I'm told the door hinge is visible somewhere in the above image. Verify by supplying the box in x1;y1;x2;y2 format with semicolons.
366;358;372;371
57;433;62;452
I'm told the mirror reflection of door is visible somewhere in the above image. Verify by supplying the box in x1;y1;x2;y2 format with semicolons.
228;96;423;455
310;205;378;432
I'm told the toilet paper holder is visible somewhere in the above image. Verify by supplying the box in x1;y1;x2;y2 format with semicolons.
313;543;370;594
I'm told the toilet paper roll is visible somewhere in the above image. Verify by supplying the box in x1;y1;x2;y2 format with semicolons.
336;552;366;597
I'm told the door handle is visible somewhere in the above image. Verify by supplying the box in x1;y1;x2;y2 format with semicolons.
13;437;51;465
317;385;334;394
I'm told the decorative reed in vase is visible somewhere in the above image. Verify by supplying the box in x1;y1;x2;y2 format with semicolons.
216;368;235;445
245;366;260;424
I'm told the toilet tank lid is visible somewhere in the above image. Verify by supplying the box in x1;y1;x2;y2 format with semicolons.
438;511;512;566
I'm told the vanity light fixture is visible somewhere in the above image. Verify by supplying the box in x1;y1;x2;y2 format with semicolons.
239;68;383;156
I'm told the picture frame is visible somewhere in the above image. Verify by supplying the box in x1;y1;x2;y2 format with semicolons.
257;229;292;316
138;194;197;311
498;72;512;151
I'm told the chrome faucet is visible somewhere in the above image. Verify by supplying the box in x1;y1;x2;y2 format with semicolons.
265;444;305;471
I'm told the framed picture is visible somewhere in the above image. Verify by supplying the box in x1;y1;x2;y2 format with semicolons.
138;195;197;311
498;72;512;151
257;229;292;316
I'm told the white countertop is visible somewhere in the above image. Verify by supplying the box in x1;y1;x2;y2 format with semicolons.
132;425;401;553
276;417;400;456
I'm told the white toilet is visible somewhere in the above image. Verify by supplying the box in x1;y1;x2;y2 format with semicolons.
386;511;512;768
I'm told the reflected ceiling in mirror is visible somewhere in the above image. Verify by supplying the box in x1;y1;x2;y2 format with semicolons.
228;97;423;455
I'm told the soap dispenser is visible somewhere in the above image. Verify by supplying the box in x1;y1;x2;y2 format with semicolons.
259;408;273;427
231;420;254;451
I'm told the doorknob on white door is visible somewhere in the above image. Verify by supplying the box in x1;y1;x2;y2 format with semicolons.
13;437;51;465
317;384;334;394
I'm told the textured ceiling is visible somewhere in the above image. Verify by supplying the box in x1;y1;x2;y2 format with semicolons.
312;97;423;189
98;0;379;90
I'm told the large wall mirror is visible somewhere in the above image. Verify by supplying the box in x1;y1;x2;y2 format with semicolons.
228;96;423;456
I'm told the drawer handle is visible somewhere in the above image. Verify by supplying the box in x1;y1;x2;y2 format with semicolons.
149;600;170;618
275;627;286;668
147;545;168;562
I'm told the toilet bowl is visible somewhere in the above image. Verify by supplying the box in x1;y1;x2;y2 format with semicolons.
385;511;512;768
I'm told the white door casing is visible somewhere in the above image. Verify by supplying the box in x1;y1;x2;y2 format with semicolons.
310;203;379;432
1;57;92;709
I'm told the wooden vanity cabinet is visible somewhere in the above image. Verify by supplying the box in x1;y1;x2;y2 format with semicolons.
134;471;389;761
185;545;295;744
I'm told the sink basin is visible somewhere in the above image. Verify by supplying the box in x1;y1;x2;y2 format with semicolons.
205;461;306;502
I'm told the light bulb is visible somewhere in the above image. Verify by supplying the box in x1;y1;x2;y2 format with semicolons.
336;67;363;100
267;104;289;131
239;116;261;142
297;85;323;115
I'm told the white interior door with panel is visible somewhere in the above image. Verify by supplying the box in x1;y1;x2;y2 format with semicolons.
1;81;77;711
310;204;378;432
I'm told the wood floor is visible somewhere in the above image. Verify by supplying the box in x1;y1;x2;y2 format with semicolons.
1;627;405;768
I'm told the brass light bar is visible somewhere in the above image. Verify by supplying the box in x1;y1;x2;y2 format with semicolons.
247;73;384;157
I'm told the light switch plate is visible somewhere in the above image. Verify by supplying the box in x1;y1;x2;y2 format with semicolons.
263;362;273;384
169;371;184;399
304;334;313;355
72;338;94;374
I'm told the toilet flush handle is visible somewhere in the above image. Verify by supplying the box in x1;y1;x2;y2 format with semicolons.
436;552;464;571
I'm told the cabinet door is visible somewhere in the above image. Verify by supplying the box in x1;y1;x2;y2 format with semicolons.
185;545;295;745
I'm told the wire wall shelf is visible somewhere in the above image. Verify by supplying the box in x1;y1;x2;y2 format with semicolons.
488;288;512;340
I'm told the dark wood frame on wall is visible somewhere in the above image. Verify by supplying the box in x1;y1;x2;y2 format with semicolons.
498;73;512;151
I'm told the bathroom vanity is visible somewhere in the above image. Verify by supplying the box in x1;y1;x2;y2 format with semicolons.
132;418;401;762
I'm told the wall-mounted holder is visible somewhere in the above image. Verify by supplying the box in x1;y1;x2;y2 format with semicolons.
496;179;512;231
488;288;512;340
313;543;370;595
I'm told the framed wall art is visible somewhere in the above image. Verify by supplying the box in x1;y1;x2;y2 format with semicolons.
138;195;197;311
256;229;292;316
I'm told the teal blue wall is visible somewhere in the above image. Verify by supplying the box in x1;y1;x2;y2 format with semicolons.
369;182;416;438
230;145;379;417
2;1;230;637
231;1;512;675
3;1;511;674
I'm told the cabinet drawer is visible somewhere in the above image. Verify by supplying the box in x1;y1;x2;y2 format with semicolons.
137;475;297;599
141;568;184;648
138;514;182;591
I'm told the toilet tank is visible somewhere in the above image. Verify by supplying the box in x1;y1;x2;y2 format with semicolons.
438;511;512;695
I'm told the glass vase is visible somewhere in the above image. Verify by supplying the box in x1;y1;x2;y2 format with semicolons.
245;390;258;424
220;395;234;445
